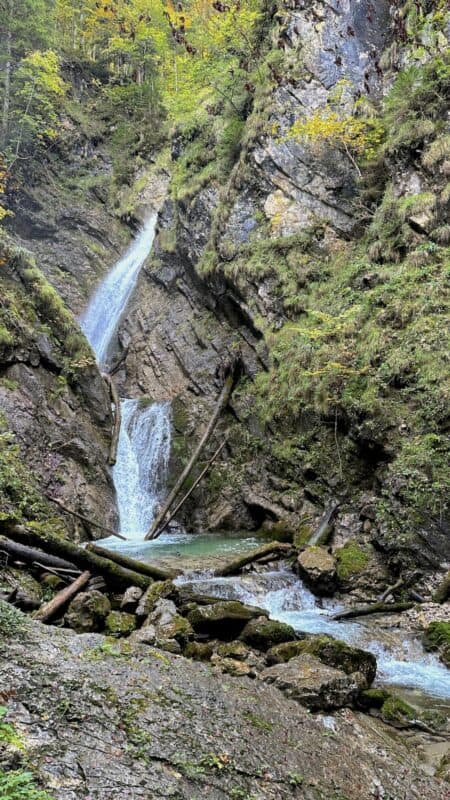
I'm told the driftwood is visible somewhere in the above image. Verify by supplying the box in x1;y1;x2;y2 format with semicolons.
34;570;91;623
332;602;414;621
155;438;229;538
86;542;179;581
378;577;405;604
45;495;126;541
146;369;236;541
307;501;339;547
433;570;450;604
215;541;293;578
103;373;122;466
0;537;79;572
2;524;152;590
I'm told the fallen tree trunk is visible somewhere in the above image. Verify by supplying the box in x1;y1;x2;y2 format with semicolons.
155;438;229;538
215;541;293;578
146;372;235;541
86;543;179;581
45;495;126;541
332;602;414;621
432;570;450;604
306;501;339;547
103;373;121;466
2;524;152;590
378;577;405;604
0;537;79;572
34;570;91;623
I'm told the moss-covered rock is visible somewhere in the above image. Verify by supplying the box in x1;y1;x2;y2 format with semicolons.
240;617;296;651
159;613;193;647
216;641;250;661
297;547;337;596
423;621;450;667
335;542;369;583
187;600;267;639
183;641;215;661
65;590;111;633
358;688;391;710
380;696;415;725
104;611;137;638
136;581;174;618
267;635;376;685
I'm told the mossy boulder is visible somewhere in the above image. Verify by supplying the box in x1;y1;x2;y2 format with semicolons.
423;621;450;667
297;547;337;596
266;640;310;665
266;635;376;685
65;590;111;633
261;654;367;711
159;613;193;647
183;641;215;661
187;600;268;639
293;521;314;549
5;570;42;611
358;688;391;710
104;611;137;638
335;542;369;584
240;617;296;651
217;641;250;661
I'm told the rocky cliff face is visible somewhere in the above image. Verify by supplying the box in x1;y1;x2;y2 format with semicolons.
118;0;449;576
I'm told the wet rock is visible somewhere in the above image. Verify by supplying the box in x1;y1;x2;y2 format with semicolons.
65;590;111;633
187;600;268;639
104;611;137;638
121;586;143;612
261;654;367;711
240;617;297;651
297;546;337;596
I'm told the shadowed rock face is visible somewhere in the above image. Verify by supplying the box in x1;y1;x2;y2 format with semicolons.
0;611;447;800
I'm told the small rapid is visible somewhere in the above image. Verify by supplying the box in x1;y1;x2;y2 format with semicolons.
81;214;157;368
177;566;450;699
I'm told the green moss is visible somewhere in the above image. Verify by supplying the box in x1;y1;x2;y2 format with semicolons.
0;601;25;638
381;696;415;723
104;611;137;638
358;688;391;710
335;542;369;581
423;621;450;666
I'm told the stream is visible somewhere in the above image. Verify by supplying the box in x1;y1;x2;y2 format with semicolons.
80;215;450;706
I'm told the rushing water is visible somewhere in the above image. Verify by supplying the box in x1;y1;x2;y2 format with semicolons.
176;564;450;699
113;399;171;538
81;214;157;368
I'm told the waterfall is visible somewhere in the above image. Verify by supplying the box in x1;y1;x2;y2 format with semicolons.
80;213;172;539
113;399;172;538
81;214;157;368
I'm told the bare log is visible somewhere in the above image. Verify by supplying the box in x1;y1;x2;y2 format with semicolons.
306;501;339;547
45;495;126;541
215;541;293;578
103;373;122;466
432;570;450;604
156;438;229;537
378;577;405;604
34;570;91;623
2;524;152;590
332;602;414;621
0;537;78;572
86;542;179;581
146;372;235;540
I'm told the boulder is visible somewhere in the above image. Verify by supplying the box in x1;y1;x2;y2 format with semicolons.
120;586;143;612
266;635;376;685
136;581;174;618
104;611;137;638
240;617;297;651
211;655;253;677
297;547;337;596
65;590;111;633
422;621;450;667
187;600;268;639
183;641;215;661
144;599;194;650
130;624;157;646
261;654;366;711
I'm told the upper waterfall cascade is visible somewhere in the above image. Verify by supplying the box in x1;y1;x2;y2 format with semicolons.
81;214;157;368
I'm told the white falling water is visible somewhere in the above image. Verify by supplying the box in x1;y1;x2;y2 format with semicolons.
81;214;157;368
80;213;172;539
113;399;171;538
